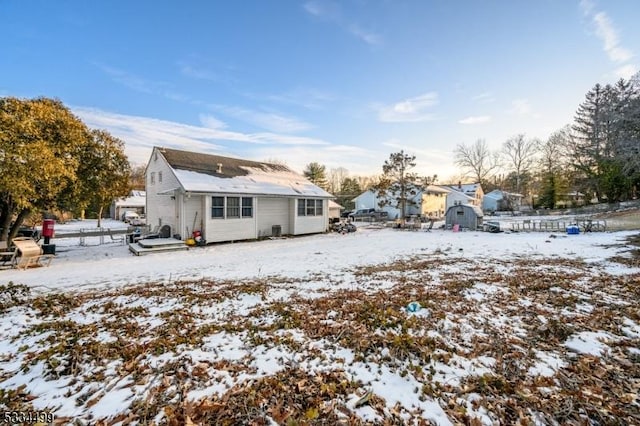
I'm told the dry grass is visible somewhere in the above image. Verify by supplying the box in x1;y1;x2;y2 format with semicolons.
1;251;640;425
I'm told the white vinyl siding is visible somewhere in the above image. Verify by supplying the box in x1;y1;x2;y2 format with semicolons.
205;196;257;242
145;149;180;233
257;197;290;237
293;199;328;235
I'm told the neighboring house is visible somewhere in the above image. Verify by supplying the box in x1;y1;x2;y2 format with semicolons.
420;185;450;218
352;189;421;219
482;190;523;213
111;190;146;220
442;182;484;207
328;200;344;220
353;183;482;219
445;204;484;230
556;191;586;208
145;147;333;243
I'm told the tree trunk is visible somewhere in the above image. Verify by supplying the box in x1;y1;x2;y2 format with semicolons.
8;208;31;243
97;206;103;228
0;199;12;242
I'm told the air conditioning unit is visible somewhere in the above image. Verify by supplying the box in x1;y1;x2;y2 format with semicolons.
272;225;282;237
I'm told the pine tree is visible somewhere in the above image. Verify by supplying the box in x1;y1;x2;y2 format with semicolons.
303;162;329;190
374;151;423;220
337;177;361;209
570;82;634;201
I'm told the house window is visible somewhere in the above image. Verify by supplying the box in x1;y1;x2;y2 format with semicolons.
241;197;253;218
211;197;224;219
158;171;163;183
227;197;240;218
306;199;315;216
212;196;253;219
150;172;155;185
298;199;322;216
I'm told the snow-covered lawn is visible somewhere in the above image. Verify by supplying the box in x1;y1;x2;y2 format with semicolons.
1;222;639;424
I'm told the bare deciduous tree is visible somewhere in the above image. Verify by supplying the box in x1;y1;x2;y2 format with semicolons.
328;167;349;194
454;139;499;185
502;134;539;194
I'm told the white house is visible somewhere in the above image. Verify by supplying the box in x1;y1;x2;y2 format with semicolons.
328;200;344;220
442;183;484;207
353;183;483;219
111;190;146;220
352;189;421;219
482;190;523;212
145;147;333;243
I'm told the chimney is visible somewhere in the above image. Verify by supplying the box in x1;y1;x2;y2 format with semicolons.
217;163;223;173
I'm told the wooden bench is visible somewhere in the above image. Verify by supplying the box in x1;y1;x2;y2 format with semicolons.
11;237;54;270
0;241;18;268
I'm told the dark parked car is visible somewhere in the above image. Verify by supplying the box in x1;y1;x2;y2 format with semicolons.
340;210;353;218
348;208;388;221
0;225;40;241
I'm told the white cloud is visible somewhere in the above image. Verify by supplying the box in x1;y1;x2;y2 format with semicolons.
348;24;382;46
592;12;633;63
199;114;227;129
509;99;532;115
303;1;382;46
458;116;491;125
303;1;333;18
581;2;636;74
95;63;190;102
179;63;221;81
579;0;595;16
377;92;439;123
246;87;335;110
471;92;495;103
212;105;313;133
73;107;328;165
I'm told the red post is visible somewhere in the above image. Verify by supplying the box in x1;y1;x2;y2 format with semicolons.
42;219;55;244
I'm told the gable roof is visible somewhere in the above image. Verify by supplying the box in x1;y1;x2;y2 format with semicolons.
156;147;332;198
442;183;482;197
485;189;524;200
161;147;291;178
114;191;146;207
446;204;484;217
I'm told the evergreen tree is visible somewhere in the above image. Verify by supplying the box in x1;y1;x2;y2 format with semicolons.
374;151;423;220
303;162;329;190
337;177;361;210
570;81;636;202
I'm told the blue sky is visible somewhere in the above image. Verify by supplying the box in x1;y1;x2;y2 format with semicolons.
2;0;639;180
